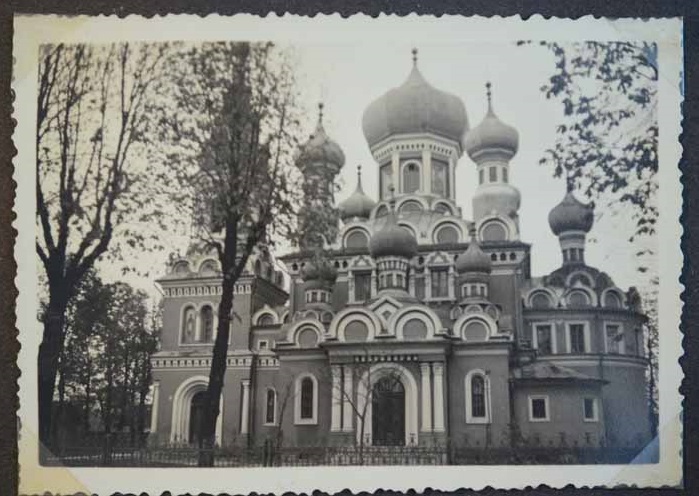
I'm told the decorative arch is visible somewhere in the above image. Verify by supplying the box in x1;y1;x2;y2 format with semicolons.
373;202;390;219
396;195;430;213
329;307;383;342
566;270;594;287
252;306;279;327
170;375;222;444
453;313;498;342
172;260;191;275
563;286;597;308
286;319;325;347
524;287;558;309
343;226;371;250
476;215;517;243
431;219;463;244
397;220;419;239
389;305;441;340
465;369;492;424
199;258;219;276
432;200;454;216
601;287;625;309
355;362;420;446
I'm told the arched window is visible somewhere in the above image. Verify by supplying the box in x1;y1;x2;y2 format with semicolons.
465;371;490;424
403;162;420;193
200;259;218;276
431;160;449;197
200;306;214;342
254;260;262;276
604;291;623;309
265;389;277;425
345;230;369;249
399;224;417;238
434;203;452;215
530;291;553;309
435;224;459;244
480;221;508;242
567;290;591;308
375;204;389;218
181;305;196;343
380;164;393;200
173;261;190;275
257;313;275;326
295;375;318;424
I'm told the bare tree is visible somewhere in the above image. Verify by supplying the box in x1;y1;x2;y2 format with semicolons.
157;41;303;465
36;42;174;448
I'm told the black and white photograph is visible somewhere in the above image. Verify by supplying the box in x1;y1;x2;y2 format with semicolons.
12;14;683;494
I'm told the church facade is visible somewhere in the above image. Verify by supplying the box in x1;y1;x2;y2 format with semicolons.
149;51;652;453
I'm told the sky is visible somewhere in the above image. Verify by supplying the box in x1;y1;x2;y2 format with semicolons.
96;41;655;298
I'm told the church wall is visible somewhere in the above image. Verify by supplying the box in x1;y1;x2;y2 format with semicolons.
512;383;606;447
278;358;332;446
564;363;651;447
249;367;284;444
332;279;349;311
229;293;253;350
447;350;511;448
488;271;518;330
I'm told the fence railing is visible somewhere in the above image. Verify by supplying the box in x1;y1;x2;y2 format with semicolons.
43;440;646;467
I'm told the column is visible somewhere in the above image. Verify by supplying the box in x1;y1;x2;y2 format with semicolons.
433;362;445;432
331;365;342;432
342;365;354;432
420;363;432;432
150;381;160;433
391;151;400;193
194;309;202;341
425;269;432;300
241;380;250;434
448;266;455;300
371;269;378;298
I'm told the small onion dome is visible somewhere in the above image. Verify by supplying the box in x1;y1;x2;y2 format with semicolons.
302;257;338;290
362;49;468;150
455;236;492;274
548;190;595;236
464;82;519;161
472;183;521;220
297;103;345;173
339;166;377;221
370;189;418;259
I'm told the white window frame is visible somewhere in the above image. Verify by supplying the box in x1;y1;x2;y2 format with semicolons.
294;374;319;425
264;388;278;426
603;321;625;355
565;321;591;354
532;322;557;354
582;397;599;423
465;369;491;424
528;395;550;422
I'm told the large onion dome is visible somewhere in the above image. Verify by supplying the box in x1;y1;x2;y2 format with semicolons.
464;83;519;161
455;233;492;274
302;256;338;290
362;49;469;150
370;190;418;259
297;103;345;173
339;166;377;222
548;190;595;236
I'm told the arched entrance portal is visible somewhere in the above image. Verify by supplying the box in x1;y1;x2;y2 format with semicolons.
371;376;405;446
188;391;208;445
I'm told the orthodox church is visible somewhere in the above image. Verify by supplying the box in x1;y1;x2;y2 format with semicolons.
150;50;652;452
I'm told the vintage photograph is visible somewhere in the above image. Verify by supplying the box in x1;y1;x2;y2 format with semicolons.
14;14;683;493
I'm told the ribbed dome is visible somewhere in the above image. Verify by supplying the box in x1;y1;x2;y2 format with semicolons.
362;50;468;150
464;83;519;161
297;104;345;172
548;191;595;236
339;166;377;221
370;200;418;259
455;238;492;274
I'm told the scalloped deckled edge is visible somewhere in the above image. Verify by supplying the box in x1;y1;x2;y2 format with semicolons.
11;13;685;495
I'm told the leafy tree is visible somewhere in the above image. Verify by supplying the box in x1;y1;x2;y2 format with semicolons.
157;41;303;464
525;41;658;241
36;42;175;447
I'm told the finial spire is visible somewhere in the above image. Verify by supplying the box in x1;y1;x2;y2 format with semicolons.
356;165;364;191
318;102;324;124
388;185;397;209
412;48;418;66
485;81;493;111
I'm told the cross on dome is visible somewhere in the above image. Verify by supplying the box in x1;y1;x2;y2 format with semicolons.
412;47;418;65
318;102;324;124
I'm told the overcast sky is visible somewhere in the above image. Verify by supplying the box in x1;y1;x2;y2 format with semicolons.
96;41;655;297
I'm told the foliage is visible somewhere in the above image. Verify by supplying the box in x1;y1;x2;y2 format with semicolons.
36;41;178;446
53;272;159;445
525;41;658;241
156;41;304;463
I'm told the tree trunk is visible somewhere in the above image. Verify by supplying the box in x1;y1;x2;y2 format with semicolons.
37;288;69;452
84;355;92;434
199;222;239;466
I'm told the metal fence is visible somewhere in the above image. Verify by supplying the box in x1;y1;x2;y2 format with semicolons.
43;440;645;467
